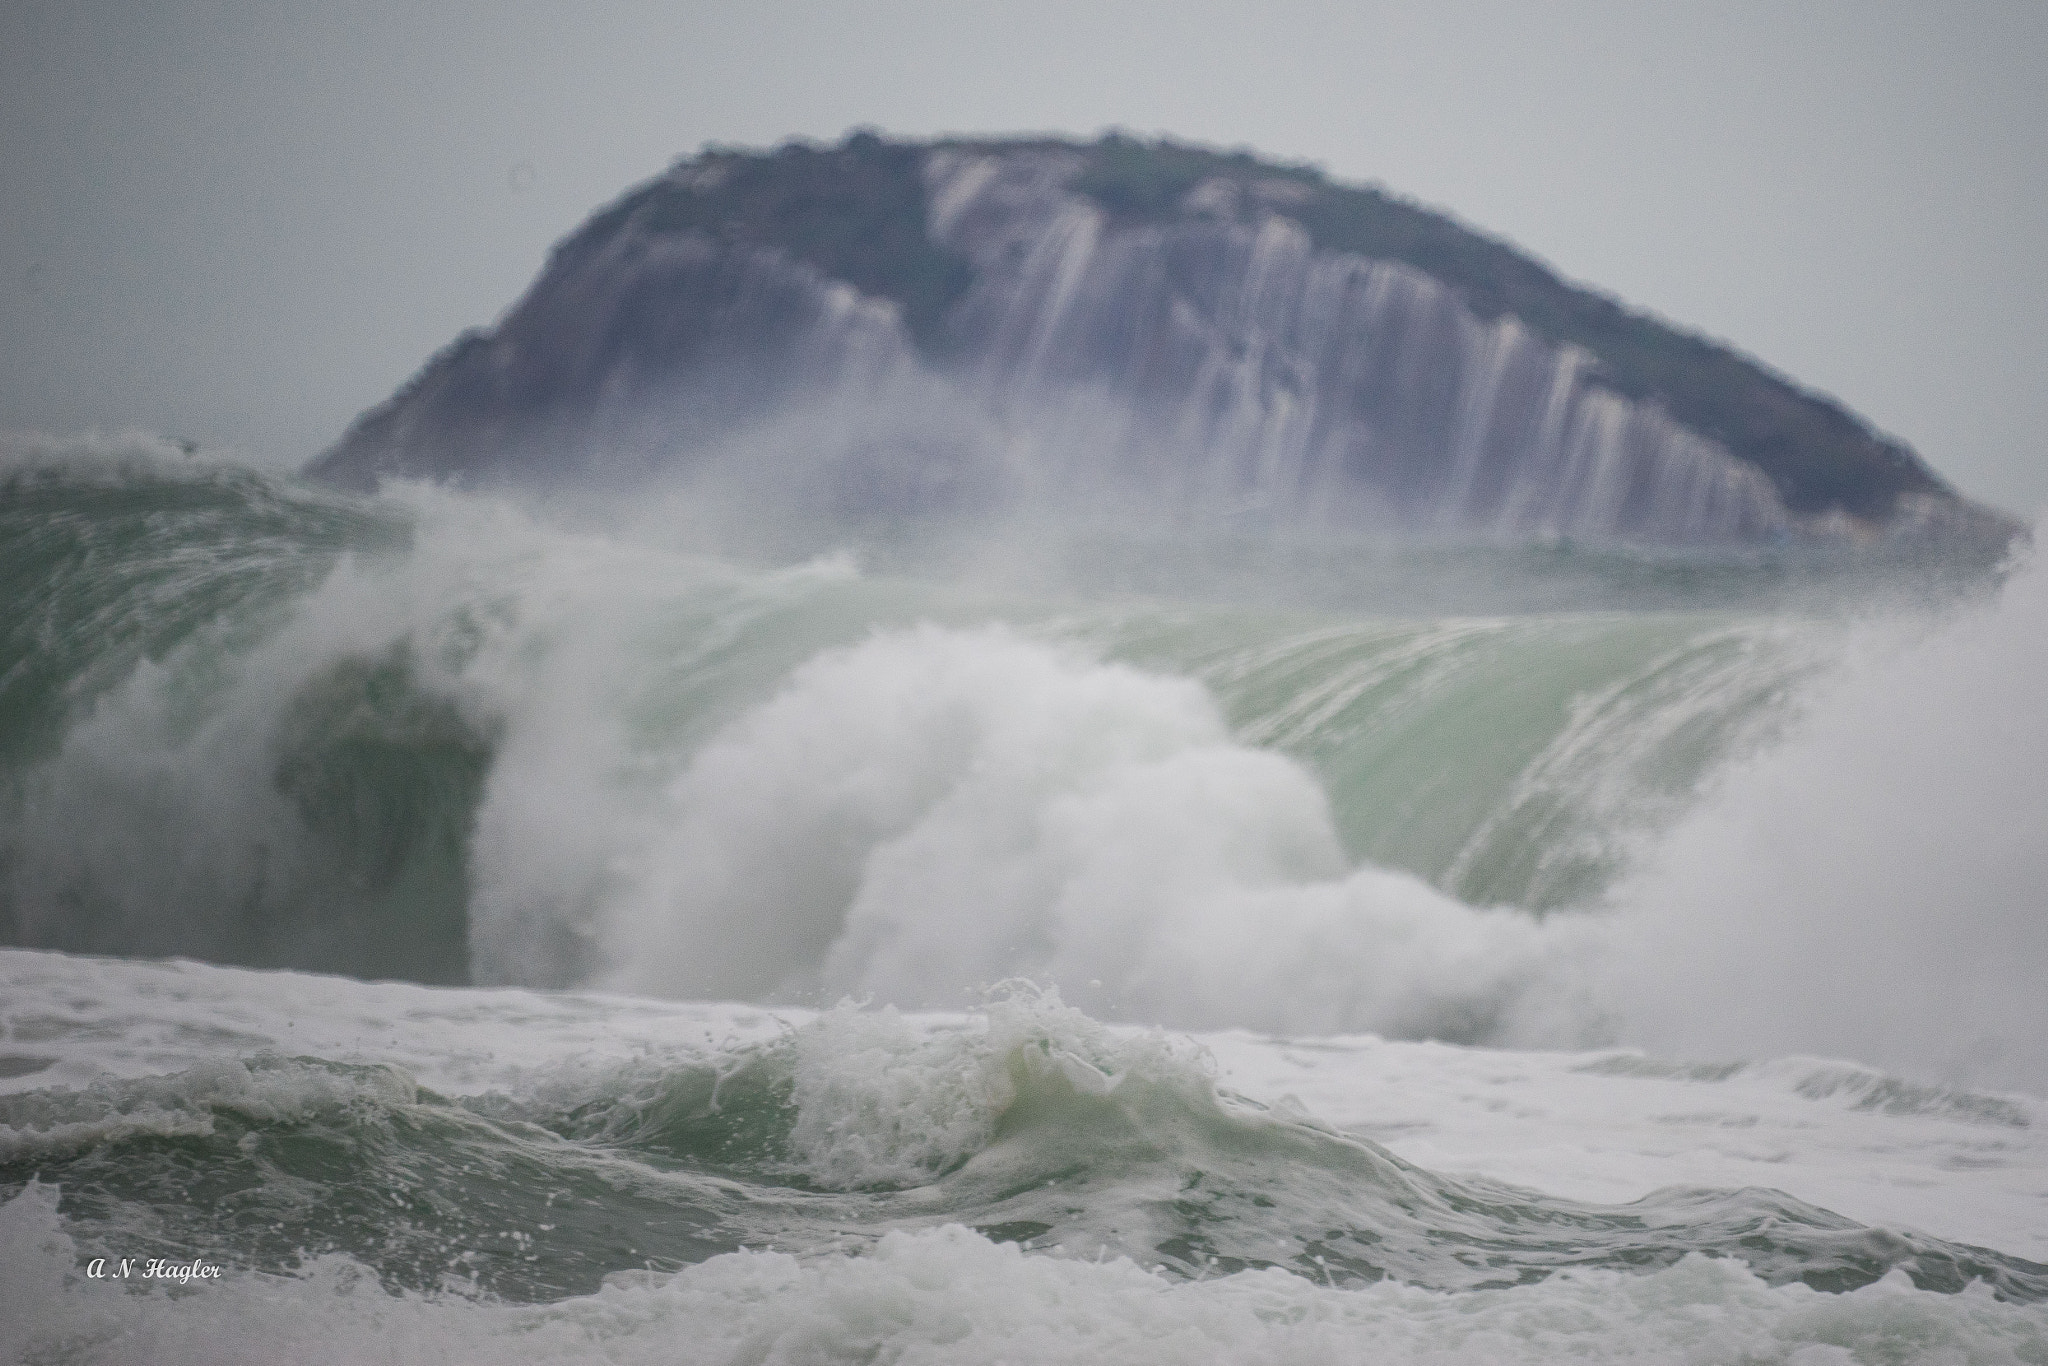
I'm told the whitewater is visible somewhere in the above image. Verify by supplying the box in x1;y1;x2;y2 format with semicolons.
3;432;2045;1363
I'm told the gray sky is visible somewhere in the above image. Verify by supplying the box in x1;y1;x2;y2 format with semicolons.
4;0;2045;513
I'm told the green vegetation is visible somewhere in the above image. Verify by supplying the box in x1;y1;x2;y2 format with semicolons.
561;131;973;352
1069;134;1316;223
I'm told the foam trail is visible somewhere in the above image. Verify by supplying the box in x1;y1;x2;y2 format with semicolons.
1608;535;2048;1090
6;1172;2047;1366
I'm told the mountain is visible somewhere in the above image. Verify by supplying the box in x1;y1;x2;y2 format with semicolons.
308;131;2014;546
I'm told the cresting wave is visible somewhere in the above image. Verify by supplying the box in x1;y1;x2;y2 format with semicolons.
0;440;1802;1012
3;436;2041;1087
3;969;2047;1364
22;986;2037;1300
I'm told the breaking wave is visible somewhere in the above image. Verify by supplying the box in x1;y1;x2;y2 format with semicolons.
2;439;2040;1092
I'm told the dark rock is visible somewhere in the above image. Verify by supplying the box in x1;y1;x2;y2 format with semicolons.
309;132;2019;548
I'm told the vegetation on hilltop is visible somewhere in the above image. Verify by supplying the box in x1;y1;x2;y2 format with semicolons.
554;131;973;352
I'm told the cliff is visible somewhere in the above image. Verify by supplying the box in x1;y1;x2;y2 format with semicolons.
309;131;2014;546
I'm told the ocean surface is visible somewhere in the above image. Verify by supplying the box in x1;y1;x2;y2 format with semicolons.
3;433;2045;1363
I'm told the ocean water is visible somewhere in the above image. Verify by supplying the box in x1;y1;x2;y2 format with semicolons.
3;433;2045;1363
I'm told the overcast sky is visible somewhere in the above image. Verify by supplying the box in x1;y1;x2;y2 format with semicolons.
4;0;2044;513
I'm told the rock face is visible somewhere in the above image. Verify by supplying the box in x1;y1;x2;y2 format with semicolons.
310;132;2009;545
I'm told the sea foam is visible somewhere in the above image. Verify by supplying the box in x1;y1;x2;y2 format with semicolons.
6;1179;2044;1366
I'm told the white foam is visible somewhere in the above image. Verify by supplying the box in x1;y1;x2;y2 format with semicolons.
10;952;2043;1261
4;1183;2042;1366
604;623;1598;1039
2;477;873;990
1607;543;2048;1091
782;986;1211;1189
0;1056;416;1161
0;949;794;1099
1199;1030;2048;1263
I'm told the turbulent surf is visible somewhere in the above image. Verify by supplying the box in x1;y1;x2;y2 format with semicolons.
3;433;2045;1363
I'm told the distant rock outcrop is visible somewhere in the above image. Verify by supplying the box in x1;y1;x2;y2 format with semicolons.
310;132;2014;546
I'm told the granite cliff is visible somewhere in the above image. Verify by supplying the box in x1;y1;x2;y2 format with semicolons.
310;132;2012;546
